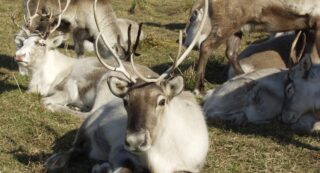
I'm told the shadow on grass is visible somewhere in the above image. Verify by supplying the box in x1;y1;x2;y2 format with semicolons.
0;54;18;71
0;80;27;94
209;120;320;151
145;22;186;31
151;58;229;85
10;128;94;173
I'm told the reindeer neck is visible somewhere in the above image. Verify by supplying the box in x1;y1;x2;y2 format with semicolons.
30;50;74;95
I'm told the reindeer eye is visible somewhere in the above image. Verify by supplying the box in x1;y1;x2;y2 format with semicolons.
123;96;129;106
158;99;166;106
286;83;295;96
190;12;197;22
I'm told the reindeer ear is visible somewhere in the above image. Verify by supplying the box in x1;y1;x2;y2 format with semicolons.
49;35;65;48
290;54;313;79
165;76;184;97
107;76;131;98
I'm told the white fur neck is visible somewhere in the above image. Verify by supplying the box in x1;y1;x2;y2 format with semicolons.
29;50;75;96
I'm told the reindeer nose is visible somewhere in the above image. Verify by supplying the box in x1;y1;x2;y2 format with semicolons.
15;54;26;62
282;111;298;123
125;130;151;153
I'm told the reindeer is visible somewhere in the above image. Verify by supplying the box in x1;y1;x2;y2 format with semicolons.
203;50;320;133
14;16;145;76
228;31;320;78
185;0;320;94
17;0;130;61
14;9;157;116
45;0;209;172
72;17;145;58
282;54;320;134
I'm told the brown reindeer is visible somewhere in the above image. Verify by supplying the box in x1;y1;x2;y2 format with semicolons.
228;31;320;78
186;0;320;94
17;0;126;59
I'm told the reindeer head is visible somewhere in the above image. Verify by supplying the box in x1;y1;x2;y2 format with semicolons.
13;0;70;69
15;34;65;68
93;0;208;153
282;54;317;123
108;76;184;152
183;4;211;49
282;31;319;124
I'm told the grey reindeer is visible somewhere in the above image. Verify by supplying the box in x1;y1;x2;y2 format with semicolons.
203;31;320;133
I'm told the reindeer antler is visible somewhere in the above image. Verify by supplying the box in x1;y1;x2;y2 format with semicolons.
130;0;209;84
11;13;31;36
24;0;41;29
94;0;209;84
94;0;137;83
290;31;307;66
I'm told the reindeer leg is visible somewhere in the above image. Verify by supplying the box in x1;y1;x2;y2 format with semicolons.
73;28;90;58
315;18;320;59
45;123;89;171
226;31;244;75
195;28;235;95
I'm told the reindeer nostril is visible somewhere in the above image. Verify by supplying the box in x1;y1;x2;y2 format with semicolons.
139;138;148;148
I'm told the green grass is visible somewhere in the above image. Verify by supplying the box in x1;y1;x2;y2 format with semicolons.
0;0;319;172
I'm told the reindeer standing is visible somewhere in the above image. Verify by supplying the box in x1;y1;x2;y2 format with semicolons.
45;0;209;172
185;0;320;94
17;0;129;59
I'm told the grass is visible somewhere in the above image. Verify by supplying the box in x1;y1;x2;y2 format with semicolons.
0;0;319;172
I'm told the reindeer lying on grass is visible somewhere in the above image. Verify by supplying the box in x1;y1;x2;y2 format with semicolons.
228;31;320;78
185;0;320;94
14;9;157;117
203;35;320;133
45;0;209;172
14;17;145;76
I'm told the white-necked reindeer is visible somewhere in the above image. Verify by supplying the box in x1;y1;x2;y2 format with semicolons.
282;55;320;133
14;16;145;76
15;9;157;116
228;31;320;78
45;0;209;172
185;0;320;94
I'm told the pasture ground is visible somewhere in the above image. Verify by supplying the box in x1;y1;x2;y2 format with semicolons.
0;0;319;172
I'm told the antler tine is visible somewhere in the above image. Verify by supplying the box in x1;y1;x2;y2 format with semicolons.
49;0;71;34
155;0;209;83
290;31;304;65
124;24;133;61
129;23;159;83
132;23;143;54
26;0;41;28
11;13;31;36
130;0;208;84
94;0;136;83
